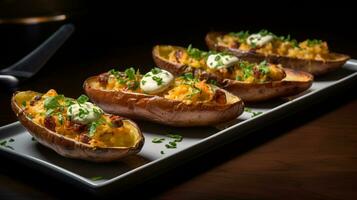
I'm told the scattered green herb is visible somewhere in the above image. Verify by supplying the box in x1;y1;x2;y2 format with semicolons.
187;44;208;59
45;108;55;116
44;95;63;110
9;138;14;142
125;67;136;80
229;31;250;43
306;39;323;47
182;72;194;81
160;150;165;155
167;134;183;142
152;76;163;85
165;143;177;149
77;94;89;104
152;138;165;143
244;107;263;118
258;29;274;37
22;101;26;107
150;68;161;75
0;140;14;150
109;69;118;76
57;113;64;125
258;60;270;75
88;117;106;137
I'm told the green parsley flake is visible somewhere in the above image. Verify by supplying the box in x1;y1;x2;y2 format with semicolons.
77;94;89;104
88;117;106;137
152;76;163;85
152;138;165;143
22;101;26;107
244;107;263;118
151;68;161;74
125;67;136;80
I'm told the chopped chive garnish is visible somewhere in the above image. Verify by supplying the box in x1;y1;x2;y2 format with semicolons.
152;138;165;143
0;140;14;150
77;94;89;104
244;107;263;118
166;134;183;142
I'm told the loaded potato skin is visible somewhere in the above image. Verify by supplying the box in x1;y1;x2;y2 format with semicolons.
152;45;313;102
84;68;244;127
205;31;350;75
11;90;144;162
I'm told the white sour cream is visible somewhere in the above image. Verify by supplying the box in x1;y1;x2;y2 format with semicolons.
206;54;239;69
67;102;103;125
246;34;274;47
140;68;174;94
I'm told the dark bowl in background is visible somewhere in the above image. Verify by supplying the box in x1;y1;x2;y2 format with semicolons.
0;0;87;70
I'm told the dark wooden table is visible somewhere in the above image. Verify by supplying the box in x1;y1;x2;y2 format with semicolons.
1;20;357;199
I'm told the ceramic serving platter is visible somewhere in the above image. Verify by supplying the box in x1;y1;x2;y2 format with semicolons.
1;60;356;194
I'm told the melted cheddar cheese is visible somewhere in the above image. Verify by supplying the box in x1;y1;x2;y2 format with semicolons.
217;31;330;61
167;47;286;83
21;90;139;148
94;68;216;105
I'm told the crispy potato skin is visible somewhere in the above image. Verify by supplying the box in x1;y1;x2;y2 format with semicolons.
11;91;144;162
221;68;313;102
84;77;244;127
205;32;350;76
152;45;313;102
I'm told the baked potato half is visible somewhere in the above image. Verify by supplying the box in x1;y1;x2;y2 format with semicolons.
83;67;244;126
152;45;313;102
205;30;350;76
11;90;144;162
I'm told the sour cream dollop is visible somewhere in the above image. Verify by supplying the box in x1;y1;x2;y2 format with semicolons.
67;102;103;125
140;68;174;94
246;33;274;47
206;54;239;69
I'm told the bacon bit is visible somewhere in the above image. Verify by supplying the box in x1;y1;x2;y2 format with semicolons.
34;95;42;101
44;116;56;132
253;66;261;78
79;134;91;144
71;122;87;132
110;115;123;128
213;90;227;104
98;73;109;85
175;50;183;63
231;41;240;48
30;95;42;106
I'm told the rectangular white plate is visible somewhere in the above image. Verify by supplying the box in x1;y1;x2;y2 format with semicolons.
1;60;357;194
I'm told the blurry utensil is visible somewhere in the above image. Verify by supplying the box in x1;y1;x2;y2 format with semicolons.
0;23;75;88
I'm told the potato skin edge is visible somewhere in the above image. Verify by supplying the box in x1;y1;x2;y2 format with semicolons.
205;32;350;76
84;77;244;127
11;91;144;162
152;45;313;102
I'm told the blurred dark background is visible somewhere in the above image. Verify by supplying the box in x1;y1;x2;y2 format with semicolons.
0;1;356;68
0;1;356;124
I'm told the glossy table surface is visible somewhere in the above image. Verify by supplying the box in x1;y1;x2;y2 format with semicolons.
1;14;357;199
